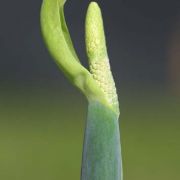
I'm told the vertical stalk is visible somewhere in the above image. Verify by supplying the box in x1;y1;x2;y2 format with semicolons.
81;101;122;180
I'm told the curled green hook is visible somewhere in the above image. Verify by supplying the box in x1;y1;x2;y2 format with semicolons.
40;0;119;114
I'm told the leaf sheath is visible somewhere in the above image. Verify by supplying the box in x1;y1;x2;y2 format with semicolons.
81;101;122;180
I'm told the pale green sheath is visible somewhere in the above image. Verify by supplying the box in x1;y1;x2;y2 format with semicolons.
40;0;123;179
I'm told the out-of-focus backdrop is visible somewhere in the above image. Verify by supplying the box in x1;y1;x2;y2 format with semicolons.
0;0;180;180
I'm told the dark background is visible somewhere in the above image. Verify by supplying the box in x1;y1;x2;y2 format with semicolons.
0;0;179;87
0;0;180;180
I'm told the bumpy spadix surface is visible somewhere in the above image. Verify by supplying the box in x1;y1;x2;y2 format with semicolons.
86;2;119;114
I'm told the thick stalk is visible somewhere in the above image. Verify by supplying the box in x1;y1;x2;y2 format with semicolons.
81;101;122;180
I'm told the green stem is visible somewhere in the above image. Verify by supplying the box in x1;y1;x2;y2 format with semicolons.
81;101;122;180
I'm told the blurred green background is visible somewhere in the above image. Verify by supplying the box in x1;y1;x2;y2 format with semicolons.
0;0;180;179
0;85;179;180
